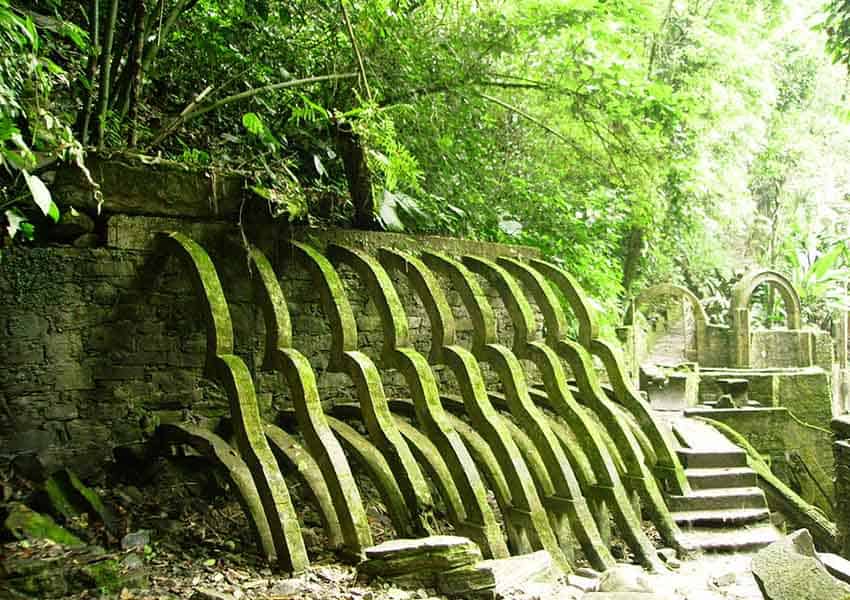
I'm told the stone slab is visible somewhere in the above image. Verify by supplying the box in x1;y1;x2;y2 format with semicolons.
752;529;850;600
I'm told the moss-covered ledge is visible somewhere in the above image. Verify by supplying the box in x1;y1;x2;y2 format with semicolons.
52;151;247;218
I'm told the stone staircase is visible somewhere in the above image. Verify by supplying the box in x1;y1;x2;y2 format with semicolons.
664;416;782;553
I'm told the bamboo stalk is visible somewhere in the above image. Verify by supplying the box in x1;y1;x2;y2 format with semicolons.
95;0;120;148
127;0;147;146
79;0;100;145
339;0;372;102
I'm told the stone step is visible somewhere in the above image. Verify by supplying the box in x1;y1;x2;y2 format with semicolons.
818;552;850;585
678;524;781;553
667;487;767;512
672;507;770;527
676;447;748;469
685;466;758;489
672;417;742;452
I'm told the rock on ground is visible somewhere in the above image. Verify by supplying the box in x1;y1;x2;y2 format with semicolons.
751;528;850;600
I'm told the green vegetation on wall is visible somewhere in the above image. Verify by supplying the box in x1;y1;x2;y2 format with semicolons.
3;0;850;328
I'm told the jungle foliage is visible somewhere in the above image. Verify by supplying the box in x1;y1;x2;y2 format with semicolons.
3;0;850;326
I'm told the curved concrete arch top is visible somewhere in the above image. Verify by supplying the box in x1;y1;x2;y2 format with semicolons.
731;269;802;330
527;259;599;348
625;283;710;329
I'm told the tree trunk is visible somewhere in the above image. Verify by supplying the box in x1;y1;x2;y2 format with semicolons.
336;122;376;229
622;226;644;293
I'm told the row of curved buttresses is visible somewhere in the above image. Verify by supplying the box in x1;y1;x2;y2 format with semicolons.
149;232;692;575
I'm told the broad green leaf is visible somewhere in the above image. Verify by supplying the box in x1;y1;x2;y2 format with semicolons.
22;171;59;223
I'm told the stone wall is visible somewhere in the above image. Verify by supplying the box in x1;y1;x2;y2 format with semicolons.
832;417;850;557
0;211;544;479
688;407;834;514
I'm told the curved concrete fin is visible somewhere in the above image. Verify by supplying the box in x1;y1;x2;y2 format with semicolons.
384;251;567;568
527;257;688;495
391;415;505;557
264;424;345;550
482;345;612;571
152;232;234;375
331;244;507;558
527;259;599;347
249;247;292;366
391;416;465;524
152;233;307;573
421;252;609;570
325;414;415;537
250;247;372;555
211;354;309;572
420;251;497;351
488;256;664;568
390;349;509;558
270;348;373;553
555;339;683;554
289;242;357;367
498;257;568;344
327;244;410;356
543;416;611;542
340;350;433;516
286;242;432;522
379;248;456;362
156;423;276;561
462;255;537;350
591;339;690;494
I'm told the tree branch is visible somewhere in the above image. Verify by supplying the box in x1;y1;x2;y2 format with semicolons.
475;92;606;171
148;72;358;148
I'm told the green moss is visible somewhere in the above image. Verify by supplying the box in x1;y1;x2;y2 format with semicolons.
79;559;125;594
4;503;84;546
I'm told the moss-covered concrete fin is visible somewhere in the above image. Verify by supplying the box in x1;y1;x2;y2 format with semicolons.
328;244;410;355
153;231;235;372
379;247;457;361
289;242;358;363
498;257;568;344
529;259;599;347
249;247;293;365
420;251;496;350
156;422;276;561
463;255;537;350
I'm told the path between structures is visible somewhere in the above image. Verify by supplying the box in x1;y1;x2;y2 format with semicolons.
652;410;782;554
588;552;766;600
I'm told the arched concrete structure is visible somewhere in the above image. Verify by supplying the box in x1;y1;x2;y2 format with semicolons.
730;269;803;368
626;284;709;364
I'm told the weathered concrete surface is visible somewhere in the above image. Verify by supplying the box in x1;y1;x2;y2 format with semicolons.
359;536;483;590
752;529;850;600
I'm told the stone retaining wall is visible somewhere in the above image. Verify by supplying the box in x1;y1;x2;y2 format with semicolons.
0;213;543;479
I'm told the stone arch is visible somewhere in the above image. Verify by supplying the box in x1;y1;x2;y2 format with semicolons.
625;284;709;364
730;269;802;367
731;269;802;330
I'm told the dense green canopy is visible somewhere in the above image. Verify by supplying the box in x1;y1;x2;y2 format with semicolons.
3;0;850;327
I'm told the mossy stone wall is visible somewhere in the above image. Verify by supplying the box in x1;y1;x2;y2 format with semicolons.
0;209;539;479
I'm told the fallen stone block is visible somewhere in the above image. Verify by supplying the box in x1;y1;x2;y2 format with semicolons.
359;536;483;589
752;528;850;600
361;536;482;577
438;563;497;598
